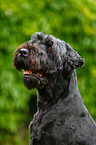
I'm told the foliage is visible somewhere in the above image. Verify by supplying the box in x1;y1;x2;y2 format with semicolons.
0;0;96;144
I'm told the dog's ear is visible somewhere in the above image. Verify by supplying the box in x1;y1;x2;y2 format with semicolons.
64;43;84;73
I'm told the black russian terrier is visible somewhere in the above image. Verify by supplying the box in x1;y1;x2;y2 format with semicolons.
13;32;96;145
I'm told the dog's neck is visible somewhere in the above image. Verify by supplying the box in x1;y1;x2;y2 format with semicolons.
37;70;80;113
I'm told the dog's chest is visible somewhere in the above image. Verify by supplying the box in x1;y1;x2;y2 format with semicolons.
30;105;77;145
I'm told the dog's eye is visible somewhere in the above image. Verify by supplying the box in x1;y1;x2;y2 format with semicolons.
48;47;52;50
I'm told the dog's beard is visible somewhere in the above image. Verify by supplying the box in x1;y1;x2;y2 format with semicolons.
22;70;48;89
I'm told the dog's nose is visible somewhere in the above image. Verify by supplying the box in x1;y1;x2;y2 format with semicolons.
20;48;29;56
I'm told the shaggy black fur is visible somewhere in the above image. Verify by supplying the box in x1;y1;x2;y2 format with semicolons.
13;32;96;145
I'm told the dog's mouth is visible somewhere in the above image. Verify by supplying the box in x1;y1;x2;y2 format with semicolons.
22;69;48;90
23;70;42;76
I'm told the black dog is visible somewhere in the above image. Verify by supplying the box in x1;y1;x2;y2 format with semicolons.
13;32;96;145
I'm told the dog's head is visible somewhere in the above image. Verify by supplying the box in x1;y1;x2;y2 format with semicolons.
13;32;84;90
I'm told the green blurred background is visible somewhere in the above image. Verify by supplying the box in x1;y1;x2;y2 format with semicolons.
0;0;96;144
